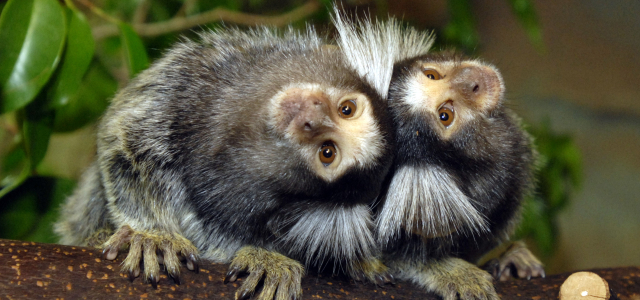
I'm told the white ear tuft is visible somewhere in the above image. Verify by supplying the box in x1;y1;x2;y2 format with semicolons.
332;8;435;99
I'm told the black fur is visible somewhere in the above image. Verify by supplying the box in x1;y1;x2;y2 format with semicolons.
382;53;535;263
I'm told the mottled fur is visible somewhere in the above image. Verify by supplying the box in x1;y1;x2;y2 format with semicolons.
333;16;541;300
55;26;395;299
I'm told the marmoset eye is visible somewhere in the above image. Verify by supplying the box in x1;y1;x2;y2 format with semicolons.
319;142;337;165
422;68;442;80
338;100;357;118
437;102;455;127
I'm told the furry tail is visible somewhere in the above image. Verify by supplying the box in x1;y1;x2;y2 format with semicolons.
54;162;113;246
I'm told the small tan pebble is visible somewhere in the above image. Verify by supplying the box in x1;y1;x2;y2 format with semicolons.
559;272;610;300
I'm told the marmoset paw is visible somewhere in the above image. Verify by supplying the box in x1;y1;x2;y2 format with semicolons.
224;246;304;300
484;241;545;281
355;258;394;286
101;225;199;288
426;257;499;300
85;228;114;247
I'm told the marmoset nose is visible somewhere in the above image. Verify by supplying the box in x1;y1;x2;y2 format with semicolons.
452;67;485;100
299;95;331;132
451;66;501;111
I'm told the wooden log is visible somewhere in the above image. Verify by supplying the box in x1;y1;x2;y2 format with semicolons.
0;239;638;299
559;271;610;300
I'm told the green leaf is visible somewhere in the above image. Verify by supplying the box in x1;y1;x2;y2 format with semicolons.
0;0;67;113
48;8;95;108
23;177;76;243
53;61;117;132
1;138;27;191
542;164;566;208
0;181;39;239
516;120;582;258
23;107;54;168
119;23;149;78
0;176;75;242
505;0;545;52
0;161;30;199
1;146;26;177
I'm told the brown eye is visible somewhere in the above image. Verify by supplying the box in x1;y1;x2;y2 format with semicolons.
438;106;455;127
319;142;337;165
338;100;357;118
422;68;441;80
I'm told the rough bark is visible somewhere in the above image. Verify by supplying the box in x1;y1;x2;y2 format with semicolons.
0;239;638;299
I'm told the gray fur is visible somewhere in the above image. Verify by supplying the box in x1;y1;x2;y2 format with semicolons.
55;25;395;295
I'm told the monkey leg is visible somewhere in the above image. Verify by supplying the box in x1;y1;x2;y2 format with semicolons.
483;240;545;281
397;256;499;300
354;257;395;286
224;246;304;300
85;227;114;247
101;225;200;288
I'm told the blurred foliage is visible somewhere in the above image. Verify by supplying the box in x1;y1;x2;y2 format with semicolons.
0;176;75;243
515;121;582;258
440;0;544;53
0;0;578;260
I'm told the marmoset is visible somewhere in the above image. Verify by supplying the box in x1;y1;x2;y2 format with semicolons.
334;15;544;300
55;27;397;300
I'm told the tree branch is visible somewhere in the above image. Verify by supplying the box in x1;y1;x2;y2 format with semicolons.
1;239;638;299
174;0;198;18
132;0;151;25
91;0;323;40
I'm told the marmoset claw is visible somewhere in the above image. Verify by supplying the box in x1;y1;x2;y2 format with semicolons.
186;253;200;273
224;266;242;284
357;257;394;287
101;225;199;288
485;241;545;281
227;246;304;300
419;257;499;300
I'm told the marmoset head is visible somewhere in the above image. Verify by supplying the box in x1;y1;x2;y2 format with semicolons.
391;54;504;141
269;81;387;184
376;53;534;245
